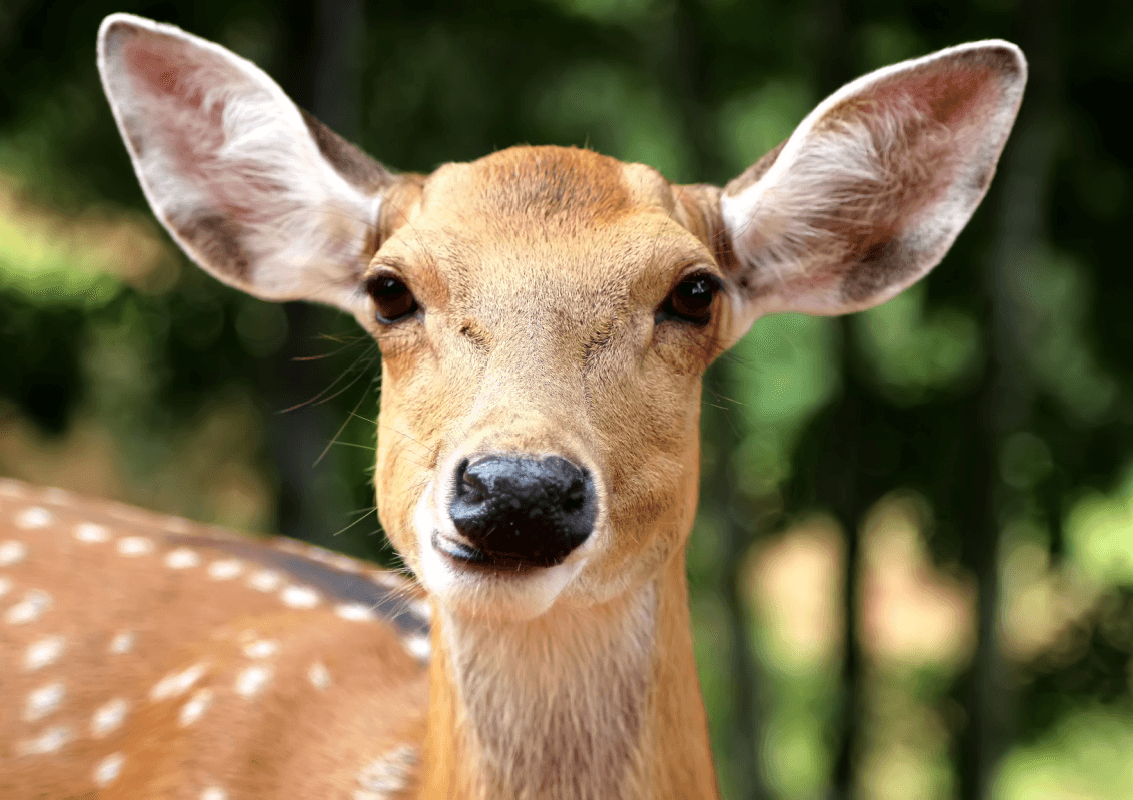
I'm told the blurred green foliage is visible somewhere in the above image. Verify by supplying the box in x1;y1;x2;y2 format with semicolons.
2;1;1132;798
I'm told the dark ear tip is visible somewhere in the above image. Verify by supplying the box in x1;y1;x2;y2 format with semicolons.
962;40;1028;85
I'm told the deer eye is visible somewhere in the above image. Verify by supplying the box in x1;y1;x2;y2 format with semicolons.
657;272;721;326
366;274;419;324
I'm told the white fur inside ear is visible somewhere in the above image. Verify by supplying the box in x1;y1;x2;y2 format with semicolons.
722;100;924;303
98;13;385;314
721;40;1026;333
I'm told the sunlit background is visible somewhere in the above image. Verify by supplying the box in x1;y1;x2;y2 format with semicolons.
2;1;1131;798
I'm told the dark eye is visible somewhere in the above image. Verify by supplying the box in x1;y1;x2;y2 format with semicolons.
658;273;721;326
365;274;419;324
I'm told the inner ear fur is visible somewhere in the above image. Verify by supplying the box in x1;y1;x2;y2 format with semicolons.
715;40;1027;333
97;13;396;313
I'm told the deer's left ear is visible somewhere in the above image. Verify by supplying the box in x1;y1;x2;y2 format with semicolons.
715;41;1026;341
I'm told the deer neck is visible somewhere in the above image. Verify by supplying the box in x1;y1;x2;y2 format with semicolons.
419;549;719;800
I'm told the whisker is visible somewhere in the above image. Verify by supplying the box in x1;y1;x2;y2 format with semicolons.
314;372;377;467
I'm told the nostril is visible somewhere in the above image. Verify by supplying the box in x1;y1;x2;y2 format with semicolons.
562;468;588;514
454;458;486;502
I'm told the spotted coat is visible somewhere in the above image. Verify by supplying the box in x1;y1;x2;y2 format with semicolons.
0;478;429;799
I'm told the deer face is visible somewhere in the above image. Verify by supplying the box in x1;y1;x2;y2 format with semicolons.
365;148;728;619
97;13;1025;623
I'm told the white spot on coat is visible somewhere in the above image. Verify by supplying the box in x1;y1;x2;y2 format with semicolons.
280;585;320;609
165;548;201;569
74;522;111;543
24;635;65;671
371;572;405;590
15;507;53;529
243;639;279;659
91;697;129;738
355;744;418;797
207;559;244;580
235;664;273;698
410;598;432;622
308;661;331;691
23;682;65;721
248;569;283;592
0;539;28;566
404;633;430;662
94;752;125;787
17;724;73;755
109;631;135;654
200;787;228;800
0;576;12;598
151;662;209;701
6;589;52;625
117;536;154;556
335;603;375;622
179;688;213;727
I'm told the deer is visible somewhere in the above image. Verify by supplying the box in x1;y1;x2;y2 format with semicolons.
0;12;1025;799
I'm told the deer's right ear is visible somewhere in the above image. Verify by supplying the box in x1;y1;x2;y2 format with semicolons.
97;13;395;313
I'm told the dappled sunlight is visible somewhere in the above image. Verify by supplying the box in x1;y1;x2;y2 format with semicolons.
1065;464;1133;587
859;687;955;800
744;492;1133;799
748;515;843;669
995;708;1133;800
746;499;974;800
860;497;975;671
0;171;179;299
749;497;975;673
1001;532;1100;661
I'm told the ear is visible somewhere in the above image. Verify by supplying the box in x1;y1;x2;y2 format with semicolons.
715;41;1026;340
97;13;395;313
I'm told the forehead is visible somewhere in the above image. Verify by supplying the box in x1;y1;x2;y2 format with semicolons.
379;147;712;297
436;145;672;223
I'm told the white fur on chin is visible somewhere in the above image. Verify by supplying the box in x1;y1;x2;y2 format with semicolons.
413;484;588;622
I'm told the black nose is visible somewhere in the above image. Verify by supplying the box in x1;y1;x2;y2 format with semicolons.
446;455;596;568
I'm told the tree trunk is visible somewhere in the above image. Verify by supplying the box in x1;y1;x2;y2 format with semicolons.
809;0;862;795
269;0;366;546
958;1;1059;796
829;372;866;800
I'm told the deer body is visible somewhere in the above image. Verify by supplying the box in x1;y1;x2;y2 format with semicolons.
1;13;1026;799
0;481;430;799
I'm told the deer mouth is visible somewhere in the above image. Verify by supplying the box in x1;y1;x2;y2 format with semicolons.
430;530;544;573
413;486;591;620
